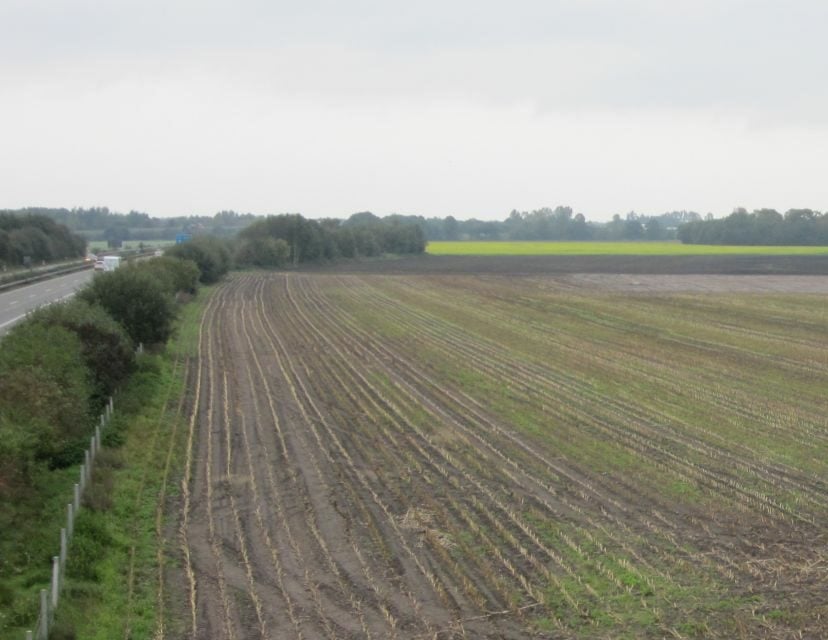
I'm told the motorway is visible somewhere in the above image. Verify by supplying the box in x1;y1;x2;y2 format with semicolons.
0;269;94;336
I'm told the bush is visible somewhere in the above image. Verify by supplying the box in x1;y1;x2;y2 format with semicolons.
78;267;176;346
234;236;290;268
0;212;85;265
66;511;113;582
84;464;115;512
48;619;77;640
164;237;231;284
0;323;92;469
27;299;134;408
137;256;200;295
0;412;39;495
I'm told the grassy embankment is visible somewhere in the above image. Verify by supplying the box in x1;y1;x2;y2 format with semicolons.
22;288;212;640
427;241;828;255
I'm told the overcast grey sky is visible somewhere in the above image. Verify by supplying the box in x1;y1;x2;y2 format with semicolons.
2;1;828;221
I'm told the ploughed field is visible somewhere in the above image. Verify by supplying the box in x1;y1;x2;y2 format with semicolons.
178;271;828;639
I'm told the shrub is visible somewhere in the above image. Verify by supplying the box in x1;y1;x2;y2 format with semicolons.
234;236;290;268
79;267;176;346
27;299;134;408
0;323;92;468
0;413;39;496
48;619;77;640
137;256;200;295
0;212;85;265
164;237;231;284
65;511;113;582
83;464;115;512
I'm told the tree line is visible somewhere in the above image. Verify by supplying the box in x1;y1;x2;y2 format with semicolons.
233;212;426;268
403;209;703;242
1;207;258;246
0;209;426;272
9;204;828;250
6;205;702;245
677;208;828;245
0;213;86;267
156;212;426;273
3;207;429;254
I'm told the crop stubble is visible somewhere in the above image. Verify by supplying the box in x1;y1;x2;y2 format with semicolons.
175;271;828;639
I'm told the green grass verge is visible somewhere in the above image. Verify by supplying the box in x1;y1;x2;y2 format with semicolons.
1;287;213;640
0;465;81;635
51;289;211;639
427;241;828;255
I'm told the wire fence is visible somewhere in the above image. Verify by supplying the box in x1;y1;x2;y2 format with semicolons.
23;394;117;640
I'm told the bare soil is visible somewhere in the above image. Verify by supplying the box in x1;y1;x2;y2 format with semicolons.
300;254;828;276
546;273;828;293
172;269;828;639
177;275;536;639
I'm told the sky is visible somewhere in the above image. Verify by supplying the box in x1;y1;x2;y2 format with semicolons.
2;1;828;222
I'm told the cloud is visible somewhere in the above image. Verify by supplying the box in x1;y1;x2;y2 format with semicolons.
2;1;828;218
5;0;828;123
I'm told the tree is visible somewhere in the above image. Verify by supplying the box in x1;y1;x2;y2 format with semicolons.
139;256;200;295
27;299;135;406
677;207;828;245
235;237;290;268
343;211;381;227
79;267;176;345
104;225;130;249
164;237;231;284
644;218;663;241
0;323;93;468
624;218;644;240
442;216;460;240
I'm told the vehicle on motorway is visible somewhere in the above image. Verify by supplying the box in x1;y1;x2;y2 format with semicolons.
94;256;122;272
103;256;122;271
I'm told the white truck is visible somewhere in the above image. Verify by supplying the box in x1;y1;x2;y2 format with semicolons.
102;255;122;271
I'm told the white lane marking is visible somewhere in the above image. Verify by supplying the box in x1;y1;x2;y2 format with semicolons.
0;292;78;332
45;288;53;293
0;314;26;330
8;300;18;305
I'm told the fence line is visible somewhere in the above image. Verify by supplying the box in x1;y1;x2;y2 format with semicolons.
24;392;117;639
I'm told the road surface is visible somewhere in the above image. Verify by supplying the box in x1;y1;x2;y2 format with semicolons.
0;269;94;336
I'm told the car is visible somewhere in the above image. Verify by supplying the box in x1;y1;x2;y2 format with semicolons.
93;259;106;271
